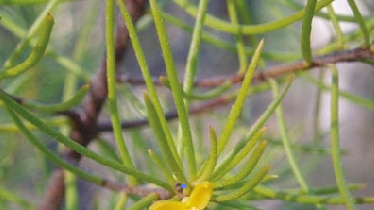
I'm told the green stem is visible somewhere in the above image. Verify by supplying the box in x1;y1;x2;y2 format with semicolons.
106;0;135;184
183;0;210;104
327;5;344;49
227;0;247;73
270;79;310;191
330;65;356;210
114;192;128;210
172;0;333;34
253;185;374;204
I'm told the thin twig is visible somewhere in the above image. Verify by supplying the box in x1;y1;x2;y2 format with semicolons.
99;47;374;132
117;47;374;87
97;95;232;132
100;179;171;200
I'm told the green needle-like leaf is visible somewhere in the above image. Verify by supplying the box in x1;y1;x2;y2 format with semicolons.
216;164;270;201
148;149;175;185
128;194;158;210
183;0;210;104
0;13;54;81
172;0;333;34
144;93;187;184
106;0;135;184
0;187;33;210
150;0;197;179
242;75;294;151
117;0;181;168
198;127;218;181
0;90;170;190
5;106;103;185
211;128;265;181
217;39;264;155
301;0;317;64
270;79;310;192
330;65;356;210
216;141;268;188
114;192;128;210
254;185;374;204
22;83;89;113
347;0;370;47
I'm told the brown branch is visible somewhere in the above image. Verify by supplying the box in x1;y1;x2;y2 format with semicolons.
97;96;232;132
117;47;374;87
38;1;147;209
100;47;374;132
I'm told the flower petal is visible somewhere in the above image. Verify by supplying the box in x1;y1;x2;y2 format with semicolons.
149;200;187;210
183;182;213;209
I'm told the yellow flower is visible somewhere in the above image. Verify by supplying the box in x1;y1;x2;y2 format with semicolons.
149;182;213;210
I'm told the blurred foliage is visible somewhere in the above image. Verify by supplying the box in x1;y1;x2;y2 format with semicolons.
0;0;374;210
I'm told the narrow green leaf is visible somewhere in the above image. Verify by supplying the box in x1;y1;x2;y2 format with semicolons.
116;0;181;168
241;75;294;151
64;170;79;210
216;164;269;201
150;0;197;179
183;0;210;101
227;0;247;73
144;94;187;184
114;192;128;210
327;5;345;49
5;106;103;185
330;65;357;210
172;0;333;34
2;0;60;69
216;141;268;188
96;138;121;162
162;12;300;61
217;39;264;155
211;128;265;181
0;187;33;209
183;81;232;100
128;194;158;210
270;79;310;191
0;13;54;81
254;185;374;204
288;184;365;195
270;78;325;209
22;83;89;113
0;90;170;190
198;127;218;181
106;0;135;184
148;149;175;185
301;0;317;64
347;0;370;47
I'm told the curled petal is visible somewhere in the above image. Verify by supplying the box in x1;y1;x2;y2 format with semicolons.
183;182;213;209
